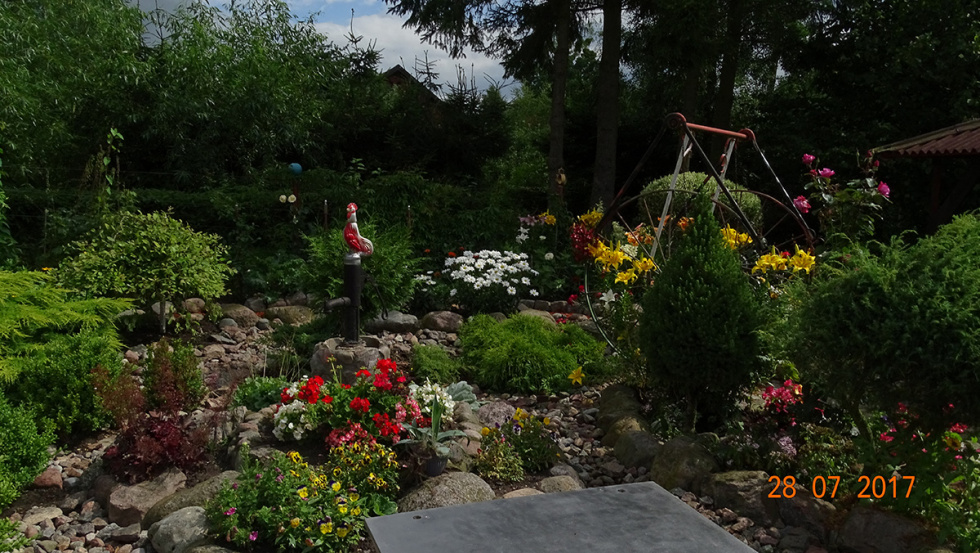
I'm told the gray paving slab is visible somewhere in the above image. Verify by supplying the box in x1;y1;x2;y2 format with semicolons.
367;481;756;552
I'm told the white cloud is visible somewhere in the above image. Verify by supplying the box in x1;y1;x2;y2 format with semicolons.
315;13;510;93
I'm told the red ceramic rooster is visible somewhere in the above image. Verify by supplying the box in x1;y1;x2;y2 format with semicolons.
343;202;374;256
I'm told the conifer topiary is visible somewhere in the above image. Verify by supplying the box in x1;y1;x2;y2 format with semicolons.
639;193;762;431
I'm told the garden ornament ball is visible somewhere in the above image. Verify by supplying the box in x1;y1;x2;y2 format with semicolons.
288;162;302;175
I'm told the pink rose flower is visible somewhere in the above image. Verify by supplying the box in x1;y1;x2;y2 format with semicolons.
818;168;835;178
793;195;811;214
877;181;890;198
801;153;815;165
249;531;258;541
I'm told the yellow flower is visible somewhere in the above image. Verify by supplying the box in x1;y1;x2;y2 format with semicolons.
338;505;348;514
568;367;584;386
290;518;301;528
540;210;556;225
598;246;627;270
288;451;303;464
297;486;309;499
578;208;603;228
320;522;333;534
543;417;551;426
352;506;361;516
514;407;528;421
615;268;637;284
337;526;350;538
789;245;815;274
481;427;490;437
587;240;608;259
350;493;360;502
41;267;51;271
633;257;656;273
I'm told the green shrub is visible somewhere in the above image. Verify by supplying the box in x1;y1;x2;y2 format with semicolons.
410;344;459;384
232;376;290;411
459;314;605;394
641;172;763;229
0;396;54;508
475;427;525;482
782;213;980;435
1;517;30;551
639;193;763;431
303;222;419;317
55;210;233;330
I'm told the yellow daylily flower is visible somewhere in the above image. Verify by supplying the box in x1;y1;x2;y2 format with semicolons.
568;367;585;386
789;245;815;274
615;268;638;284
634;257;656;273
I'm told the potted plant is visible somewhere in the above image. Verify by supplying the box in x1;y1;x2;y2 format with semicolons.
401;381;468;476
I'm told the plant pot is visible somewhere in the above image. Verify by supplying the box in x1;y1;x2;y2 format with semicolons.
424;455;448;477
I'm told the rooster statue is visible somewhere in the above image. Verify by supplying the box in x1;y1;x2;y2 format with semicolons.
343;202;374;256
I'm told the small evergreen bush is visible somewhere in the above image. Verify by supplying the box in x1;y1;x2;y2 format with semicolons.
143;338;205;412
410;344;459;384
642;172;764;229
0;396;54;508
639;193;763;431
459;314;605;394
232;375;290;411
782;213;980;434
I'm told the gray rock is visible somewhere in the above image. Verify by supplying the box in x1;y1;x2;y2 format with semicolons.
838;506;932;553
420;311;464;333
777;489;835;542
185;546;240;553
539;475;584;493
142;471;239;529
286;291;308;306
22;507;64;526
255;318;271;331
99;522;142;544
182;298;206;314
397;472;494;512
147;507;210;553
218;304;259;329
108;469;187;527
264;305;313;326
648;435;719;495
701;470;780;527
243;297;266;312
503;488;544;499
515;310;556;325
614;430;663;468
477;402;516;429
366;310;420;334
216;319;237;330
486;312;508;322
601;415;651;447
778;526;813;551
549;463;586;489
597;384;644;431
574;319;602;338
548;300;570;313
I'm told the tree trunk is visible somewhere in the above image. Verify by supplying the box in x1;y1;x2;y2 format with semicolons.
590;0;622;208
548;0;572;210
710;0;744;162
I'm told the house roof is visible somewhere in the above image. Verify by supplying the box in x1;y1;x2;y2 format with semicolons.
875;119;980;159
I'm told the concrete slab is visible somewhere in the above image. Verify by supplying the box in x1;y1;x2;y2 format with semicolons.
367;481;755;552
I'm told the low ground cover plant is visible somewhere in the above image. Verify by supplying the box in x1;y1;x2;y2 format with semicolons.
0;396;54;508
459;313;606;394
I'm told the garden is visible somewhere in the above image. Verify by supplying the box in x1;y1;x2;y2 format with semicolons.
2;1;980;552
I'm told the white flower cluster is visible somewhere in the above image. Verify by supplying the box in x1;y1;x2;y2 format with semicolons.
414;271;437;291
516;226;530;244
272;400;315;441
444;250;538;296
408;379;455;416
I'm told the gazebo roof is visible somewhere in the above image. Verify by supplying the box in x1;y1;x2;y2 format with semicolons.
875;119;980;159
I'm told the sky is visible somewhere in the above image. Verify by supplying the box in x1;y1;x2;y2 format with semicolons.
129;0;510;93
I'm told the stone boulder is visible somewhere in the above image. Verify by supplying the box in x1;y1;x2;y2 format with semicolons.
777;489;836;542
503;488;544;499
182;298;206;313
838;506;932;553
219;304;259;329
22;506;64;526
648;436;718;495
143;471;239;529
613;431;663;468
366;310;420;334
147;506;210;553
33;466;63;489
597;384;644;430
264;305;314;326
701;470;780;527
516;309;556;325
186;546;240;553
539;475;584;494
420;311;464;333
601;416;651;447
108;469;187;527
549;464;586;489
478;401;516;429
397;472;494;512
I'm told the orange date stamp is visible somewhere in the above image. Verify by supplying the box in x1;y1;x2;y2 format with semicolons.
767;475;916;500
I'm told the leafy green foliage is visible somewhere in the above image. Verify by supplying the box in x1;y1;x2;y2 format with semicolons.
475;428;525;482
56;210;233;314
0;516;30;551
410;345;459;384
0;396;54;509
459;314;605;394
639;194;763;431
641;172;764;230
0;149;17;268
303;222;419;317
233;376;291;412
781;213;980;435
